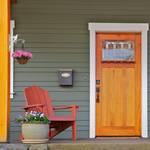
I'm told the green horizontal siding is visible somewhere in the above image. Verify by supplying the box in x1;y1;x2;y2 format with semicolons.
15;73;89;81
14;81;88;87
11;0;150;142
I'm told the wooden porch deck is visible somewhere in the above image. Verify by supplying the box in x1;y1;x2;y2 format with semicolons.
1;139;150;150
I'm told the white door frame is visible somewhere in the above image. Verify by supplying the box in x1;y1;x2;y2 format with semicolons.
88;23;149;138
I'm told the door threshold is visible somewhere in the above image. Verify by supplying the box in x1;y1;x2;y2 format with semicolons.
96;137;141;140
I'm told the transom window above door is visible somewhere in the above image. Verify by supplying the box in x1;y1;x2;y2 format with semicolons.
102;40;135;62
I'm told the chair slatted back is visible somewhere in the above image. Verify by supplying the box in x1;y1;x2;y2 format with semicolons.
24;86;55;117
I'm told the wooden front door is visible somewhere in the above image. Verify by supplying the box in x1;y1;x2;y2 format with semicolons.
96;33;141;136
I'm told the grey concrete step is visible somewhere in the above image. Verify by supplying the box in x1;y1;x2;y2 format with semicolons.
1;139;150;150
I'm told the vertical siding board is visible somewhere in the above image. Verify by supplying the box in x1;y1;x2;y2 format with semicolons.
11;0;150;141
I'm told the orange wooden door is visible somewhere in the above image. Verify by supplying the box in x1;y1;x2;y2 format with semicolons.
96;33;141;136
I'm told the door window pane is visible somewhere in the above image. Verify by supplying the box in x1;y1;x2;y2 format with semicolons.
102;40;135;61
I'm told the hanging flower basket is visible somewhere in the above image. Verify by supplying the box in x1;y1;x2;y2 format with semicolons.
17;58;29;64
12;50;32;65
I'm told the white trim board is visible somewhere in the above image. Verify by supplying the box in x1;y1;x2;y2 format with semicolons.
10;20;15;99
88;23;149;138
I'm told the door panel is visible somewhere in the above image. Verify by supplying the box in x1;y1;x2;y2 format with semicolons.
96;33;141;136
101;68;135;127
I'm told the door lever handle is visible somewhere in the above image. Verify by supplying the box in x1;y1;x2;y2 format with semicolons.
96;87;100;93
96;87;100;103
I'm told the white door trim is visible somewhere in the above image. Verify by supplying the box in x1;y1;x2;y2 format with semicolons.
88;23;149;138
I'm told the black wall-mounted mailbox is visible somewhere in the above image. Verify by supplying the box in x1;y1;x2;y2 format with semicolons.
58;69;73;86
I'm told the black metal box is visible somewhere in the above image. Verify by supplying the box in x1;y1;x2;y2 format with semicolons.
58;69;73;86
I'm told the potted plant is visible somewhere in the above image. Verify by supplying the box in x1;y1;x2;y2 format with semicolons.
12;50;32;64
16;111;50;143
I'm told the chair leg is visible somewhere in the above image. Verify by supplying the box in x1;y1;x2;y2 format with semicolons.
19;133;24;140
72;121;76;141
49;122;72;139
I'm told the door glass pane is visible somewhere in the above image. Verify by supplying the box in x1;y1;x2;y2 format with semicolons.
102;40;135;61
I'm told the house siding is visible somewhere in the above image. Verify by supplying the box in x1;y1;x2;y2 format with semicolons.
11;0;150;142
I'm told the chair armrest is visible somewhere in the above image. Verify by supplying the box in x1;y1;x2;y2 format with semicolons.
24;104;44;109
53;105;79;119
24;104;44;111
53;105;79;110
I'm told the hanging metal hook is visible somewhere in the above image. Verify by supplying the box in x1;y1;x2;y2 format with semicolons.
13;34;26;50
17;39;25;49
13;34;18;43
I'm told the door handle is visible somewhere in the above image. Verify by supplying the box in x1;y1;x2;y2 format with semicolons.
96;87;100;103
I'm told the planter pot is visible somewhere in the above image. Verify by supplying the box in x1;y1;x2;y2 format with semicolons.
21;123;49;143
17;58;29;64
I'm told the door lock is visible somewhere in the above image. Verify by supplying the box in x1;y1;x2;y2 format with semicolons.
96;80;100;85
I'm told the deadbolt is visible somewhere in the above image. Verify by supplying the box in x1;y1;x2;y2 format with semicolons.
96;80;100;85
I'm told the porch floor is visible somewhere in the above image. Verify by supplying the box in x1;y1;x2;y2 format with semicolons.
1;139;150;150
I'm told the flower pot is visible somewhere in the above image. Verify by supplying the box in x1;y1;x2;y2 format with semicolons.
21;123;49;143
17;58;29;64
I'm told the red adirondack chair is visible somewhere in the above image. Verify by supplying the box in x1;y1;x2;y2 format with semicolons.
24;86;79;141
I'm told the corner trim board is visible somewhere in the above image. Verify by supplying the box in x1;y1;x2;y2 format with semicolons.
10;20;15;99
0;0;10;141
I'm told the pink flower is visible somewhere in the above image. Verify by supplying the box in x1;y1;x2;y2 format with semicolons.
12;50;33;59
23;52;29;57
27;52;32;58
